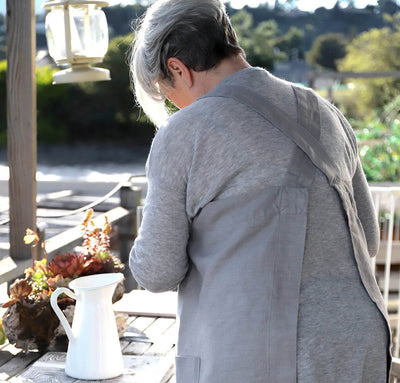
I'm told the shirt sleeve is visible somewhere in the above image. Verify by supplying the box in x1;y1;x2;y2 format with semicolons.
129;122;193;292
352;156;380;257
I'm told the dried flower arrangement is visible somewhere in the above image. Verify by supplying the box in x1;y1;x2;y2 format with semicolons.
1;209;125;352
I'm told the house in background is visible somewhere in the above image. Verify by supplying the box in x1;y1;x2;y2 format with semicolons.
272;59;337;90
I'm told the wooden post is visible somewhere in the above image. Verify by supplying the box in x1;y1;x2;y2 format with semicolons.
6;0;37;259
119;185;141;291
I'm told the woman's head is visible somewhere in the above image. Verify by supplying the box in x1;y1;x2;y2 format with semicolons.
130;0;244;126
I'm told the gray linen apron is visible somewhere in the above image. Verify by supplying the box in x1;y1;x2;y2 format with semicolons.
175;84;391;383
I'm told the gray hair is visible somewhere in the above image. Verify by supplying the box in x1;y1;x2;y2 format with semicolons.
129;0;244;127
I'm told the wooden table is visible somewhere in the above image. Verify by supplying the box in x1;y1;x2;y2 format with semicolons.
0;291;178;383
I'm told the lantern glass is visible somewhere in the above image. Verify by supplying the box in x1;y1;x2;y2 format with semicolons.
45;6;66;61
45;4;108;64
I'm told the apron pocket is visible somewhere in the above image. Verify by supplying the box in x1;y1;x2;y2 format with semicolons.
175;355;201;383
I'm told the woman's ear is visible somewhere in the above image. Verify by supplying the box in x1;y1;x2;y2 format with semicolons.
166;57;193;88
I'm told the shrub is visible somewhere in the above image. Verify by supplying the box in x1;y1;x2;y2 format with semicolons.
353;114;400;182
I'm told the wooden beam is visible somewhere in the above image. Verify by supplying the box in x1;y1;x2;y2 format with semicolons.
6;0;37;259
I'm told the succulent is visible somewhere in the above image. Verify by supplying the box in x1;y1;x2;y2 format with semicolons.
47;274;71;291
80;249;124;275
24;259;52;302
48;253;85;279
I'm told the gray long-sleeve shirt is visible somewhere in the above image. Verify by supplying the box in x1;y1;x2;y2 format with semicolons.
130;67;388;382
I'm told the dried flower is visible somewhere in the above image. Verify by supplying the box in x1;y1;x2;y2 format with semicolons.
24;229;39;245
100;217;111;253
82;208;93;228
82;209;98;255
2;279;32;308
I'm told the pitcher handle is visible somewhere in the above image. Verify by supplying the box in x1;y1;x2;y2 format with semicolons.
50;287;78;343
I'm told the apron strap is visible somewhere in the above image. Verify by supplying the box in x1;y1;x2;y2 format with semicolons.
202;84;339;186
284;88;319;188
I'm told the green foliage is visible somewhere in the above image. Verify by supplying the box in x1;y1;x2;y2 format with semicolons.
0;34;5;61
275;27;305;59
306;33;347;70
77;34;154;143
355;119;400;182
231;10;285;69
338;25;400;117
0;33;155;147
28;259;51;298
104;5;147;37
352;96;400;182
36;66;72;144
2;4;400;151
0;61;73;145
0;319;6;345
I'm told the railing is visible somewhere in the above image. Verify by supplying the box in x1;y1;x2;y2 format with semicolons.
370;186;400;380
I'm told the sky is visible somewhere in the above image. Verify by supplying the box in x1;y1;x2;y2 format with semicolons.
0;0;380;15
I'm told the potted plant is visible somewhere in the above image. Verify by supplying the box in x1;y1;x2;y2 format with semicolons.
1;209;126;352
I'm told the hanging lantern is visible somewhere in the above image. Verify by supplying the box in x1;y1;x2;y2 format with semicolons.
43;0;111;84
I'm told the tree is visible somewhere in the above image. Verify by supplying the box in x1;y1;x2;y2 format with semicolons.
231;10;283;69
378;0;400;14
231;10;253;41
104;5;147;37
306;33;347;70
275;27;305;60
338;26;400;116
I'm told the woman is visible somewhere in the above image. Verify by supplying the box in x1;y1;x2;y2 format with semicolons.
129;1;391;382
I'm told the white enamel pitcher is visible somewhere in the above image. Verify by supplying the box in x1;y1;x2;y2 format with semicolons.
50;273;125;380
